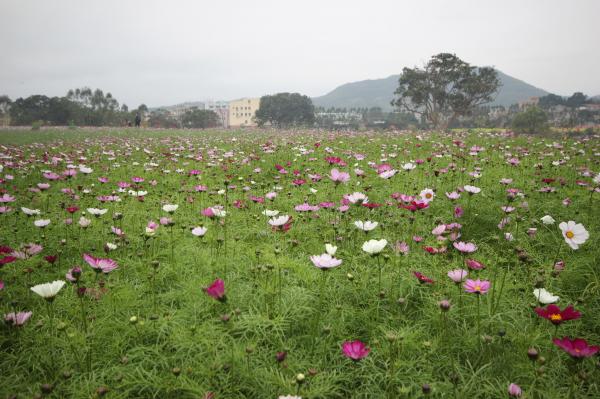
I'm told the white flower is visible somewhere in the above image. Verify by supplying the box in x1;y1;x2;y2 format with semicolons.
533;288;559;304
217;189;226;195
268;215;290;227
559;221;589;250
162;204;178;213
402;162;416;171
128;190;148;197
362;239;388;255
419;188;435;203
464;185;481;194
325;243;337;256
34;219;51;228
262;209;279;217
78;216;91;227
105;242;118;250
79;166;93;174
309;188;318;194
354;220;378;231
31;280;66;301
594;173;600;185
210;207;226;218
310;253;343;269
346;192;368;204
378;169;397;179
191;226;208;237
21;207;41;216
540;215;555;225
87;208;108;216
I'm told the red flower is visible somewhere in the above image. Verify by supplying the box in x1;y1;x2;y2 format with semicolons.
204;279;226;302
66;206;79;214
413;271;434;284
44;255;58;264
400;201;429;212
0;255;17;266
0;246;14;254
553;337;599;358
535;304;580;325
362;202;382;209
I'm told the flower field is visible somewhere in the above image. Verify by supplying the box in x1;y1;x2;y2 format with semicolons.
0;128;599;398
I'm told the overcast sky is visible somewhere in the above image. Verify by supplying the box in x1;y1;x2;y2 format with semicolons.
1;0;599;108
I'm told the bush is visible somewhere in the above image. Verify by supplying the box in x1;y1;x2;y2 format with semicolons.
31;120;42;130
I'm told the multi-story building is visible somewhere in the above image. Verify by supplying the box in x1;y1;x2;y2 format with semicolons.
204;100;229;127
229;98;260;127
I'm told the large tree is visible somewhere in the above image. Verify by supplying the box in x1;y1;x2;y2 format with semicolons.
392;53;500;130
255;93;315;127
512;106;548;134
181;108;218;129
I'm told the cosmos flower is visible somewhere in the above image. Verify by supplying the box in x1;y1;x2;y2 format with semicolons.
87;208;108;216
508;383;522;397
34;219;51;228
552;337;599;358
540;215;555;225
354;220;378;231
162;204;179;213
204;279;226;302
325;244;337;255
31;280;66;301
262;209;279;217
447;269;468;283
420;188;435;202
533;288;559;304
330;168;350;183
362;239;387;255
463;279;490;294
310;253;342;269
21;207;41;216
83;254;119;274
463;185;481;194
535;304;580;325
414;271;434;284
4;311;33;327
342;340;370;360
191;226;208;237
453;241;477;253
558;221;589;250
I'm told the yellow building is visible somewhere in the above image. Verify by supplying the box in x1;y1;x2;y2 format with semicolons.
228;98;260;127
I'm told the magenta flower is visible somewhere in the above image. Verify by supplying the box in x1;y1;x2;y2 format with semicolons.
465;258;485;270
204;279;226;302
66;266;82;282
342;340;370;361
447;269;468;283
4;311;33;327
552;337;599;358
83;254;119;274
463;279;491;294
453;241;477;253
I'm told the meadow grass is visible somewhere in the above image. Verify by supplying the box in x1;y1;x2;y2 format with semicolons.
0;128;598;398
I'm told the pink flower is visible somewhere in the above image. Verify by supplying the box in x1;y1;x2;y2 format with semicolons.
463;279;491;295
454;206;464;218
342;340;370;360
394;241;410;255
66;266;82;282
83;254;119;274
508;383;522;397
4;311;33;327
453;241;477;253
465;259;485;270
330;168;350;183
204;279;226;302
447;269;468;283
310;254;342;269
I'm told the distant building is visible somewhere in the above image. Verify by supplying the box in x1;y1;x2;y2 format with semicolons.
205;100;229;127
229;98;260;127
166;102;205;119
519;97;539;109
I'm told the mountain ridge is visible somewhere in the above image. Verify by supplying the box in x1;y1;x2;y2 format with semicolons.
312;70;549;110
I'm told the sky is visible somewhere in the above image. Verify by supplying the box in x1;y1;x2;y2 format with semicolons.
1;0;599;108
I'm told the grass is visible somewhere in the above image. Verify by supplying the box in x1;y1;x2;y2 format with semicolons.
0;128;599;398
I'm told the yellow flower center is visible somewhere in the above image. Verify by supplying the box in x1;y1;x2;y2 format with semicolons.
566;231;574;239
550;314;562;321
474;285;481;292
426;193;432;198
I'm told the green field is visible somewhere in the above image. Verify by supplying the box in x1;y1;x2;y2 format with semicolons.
0;128;599;398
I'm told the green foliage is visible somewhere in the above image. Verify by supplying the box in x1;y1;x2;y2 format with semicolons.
392;53;501;129
512;106;549;134
181;108;218;129
255;92;315;127
0;129;598;398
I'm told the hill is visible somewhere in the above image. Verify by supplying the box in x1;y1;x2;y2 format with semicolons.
312;70;548;110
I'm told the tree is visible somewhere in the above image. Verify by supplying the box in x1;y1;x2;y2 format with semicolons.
512;106;548;134
392;53;500;130
255;93;315;127
538;94;565;108
565;92;587;108
181;108;218;128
